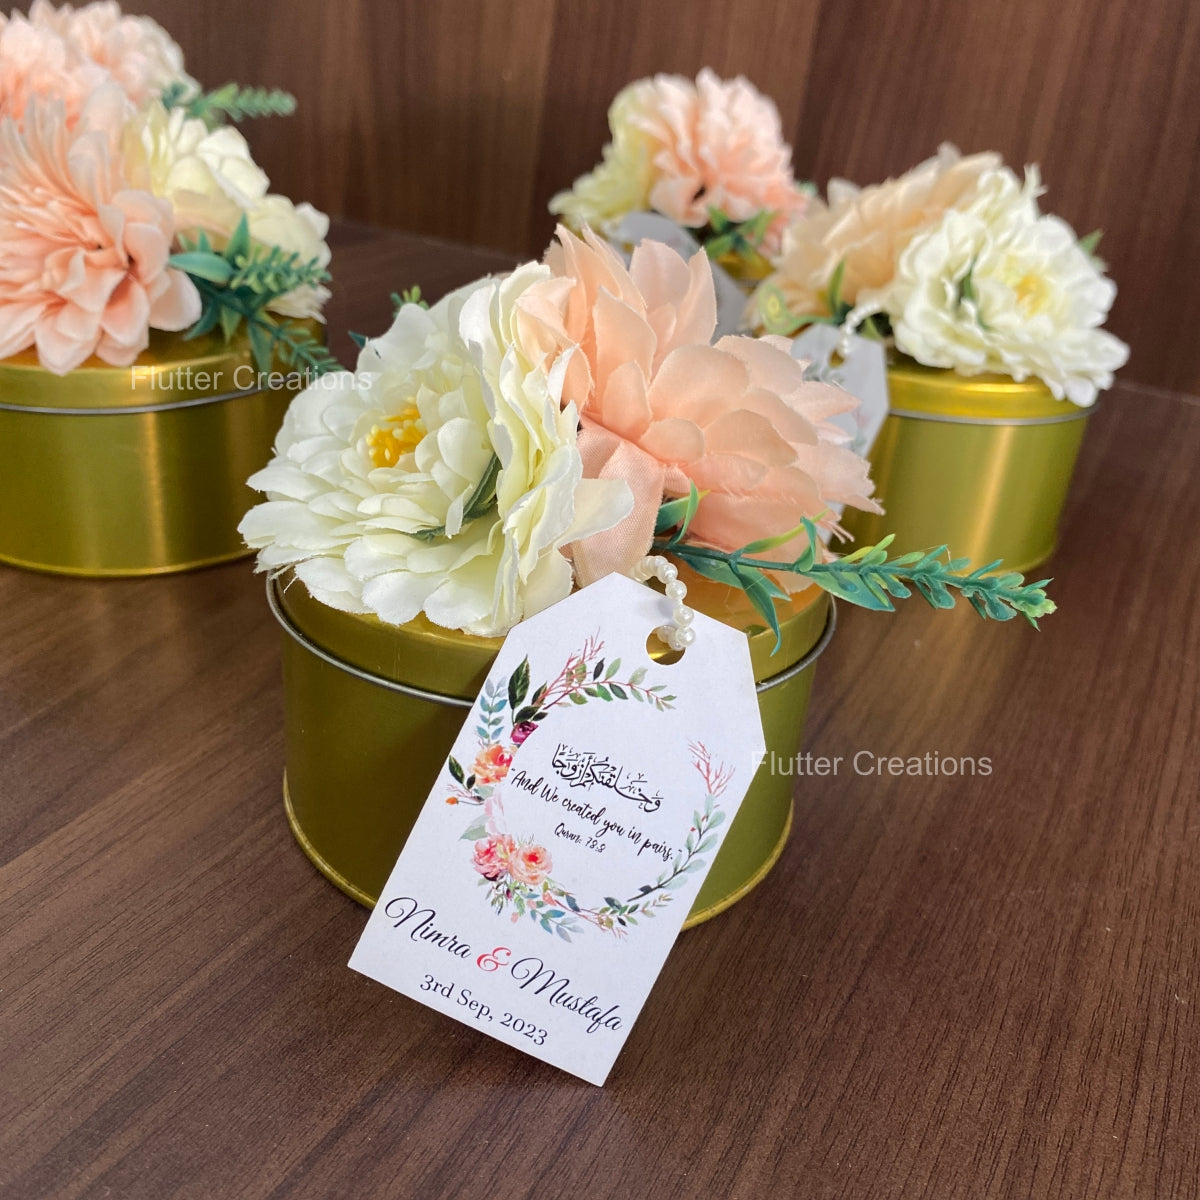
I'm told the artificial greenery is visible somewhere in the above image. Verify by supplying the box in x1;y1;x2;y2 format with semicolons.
703;207;773;259
757;257;850;337
348;288;429;350
654;484;1055;649
168;216;338;376
957;256;980;309
410;454;501;542
757;258;891;340
161;81;296;129
392;287;429;312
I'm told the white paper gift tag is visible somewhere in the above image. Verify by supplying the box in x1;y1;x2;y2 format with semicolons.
790;324;890;458
609;212;748;339
349;572;765;1085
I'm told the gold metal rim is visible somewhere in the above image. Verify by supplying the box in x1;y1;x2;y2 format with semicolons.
268;574;476;708
0;385;263;417
885;359;1096;422
0;546;253;578
887;405;1090;427
268;573;837;703
284;773;794;930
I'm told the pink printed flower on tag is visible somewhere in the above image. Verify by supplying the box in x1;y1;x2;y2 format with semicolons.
472;834;516;881
509;844;553;888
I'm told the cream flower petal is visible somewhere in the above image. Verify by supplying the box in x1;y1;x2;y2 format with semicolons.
882;168;1129;405
293;558;372;615
243;265;631;634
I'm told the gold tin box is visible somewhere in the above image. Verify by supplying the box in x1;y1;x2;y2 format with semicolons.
0;330;310;577
269;567;834;928
842;358;1090;573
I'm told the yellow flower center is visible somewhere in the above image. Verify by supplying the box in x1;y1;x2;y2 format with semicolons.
366;403;425;468
1013;272;1049;315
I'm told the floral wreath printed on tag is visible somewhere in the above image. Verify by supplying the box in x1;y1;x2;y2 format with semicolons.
443;638;733;941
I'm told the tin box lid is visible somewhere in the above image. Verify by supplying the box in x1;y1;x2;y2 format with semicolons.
276;567;829;700
0;326;314;412
887;355;1086;423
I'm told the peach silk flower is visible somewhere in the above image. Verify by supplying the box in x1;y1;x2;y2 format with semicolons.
761;144;1001;322
27;0;192;108
0;7;109;126
0;89;200;374
544;226;881;588
628;69;808;255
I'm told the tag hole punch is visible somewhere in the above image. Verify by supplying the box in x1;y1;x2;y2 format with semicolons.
634;555;694;665
645;630;686;666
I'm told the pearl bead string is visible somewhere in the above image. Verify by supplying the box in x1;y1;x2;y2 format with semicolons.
632;555;696;652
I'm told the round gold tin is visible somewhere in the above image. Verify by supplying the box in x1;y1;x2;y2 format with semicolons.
0;329;313;577
842;358;1090;573
269;568;834;928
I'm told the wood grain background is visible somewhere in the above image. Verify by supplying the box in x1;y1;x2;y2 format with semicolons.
45;0;1200;390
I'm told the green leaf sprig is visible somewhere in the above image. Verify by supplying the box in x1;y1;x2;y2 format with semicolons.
653;485;1056;650
409;454;501;542
704;206;774;259
757;258;856;337
349;287;430;351
162;81;297;129
168;215;337;377
392;287;429;312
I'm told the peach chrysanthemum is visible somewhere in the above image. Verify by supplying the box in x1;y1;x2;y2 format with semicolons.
0;90;200;374
0;7;107;126
551;69;807;255
25;0;193;107
545;226;879;586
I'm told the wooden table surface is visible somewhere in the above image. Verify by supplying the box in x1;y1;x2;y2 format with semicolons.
2;224;1197;1200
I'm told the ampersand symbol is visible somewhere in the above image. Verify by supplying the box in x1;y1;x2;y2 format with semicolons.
476;946;511;972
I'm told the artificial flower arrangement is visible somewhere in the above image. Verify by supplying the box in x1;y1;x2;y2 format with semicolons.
751;144;1128;406
245;225;1056;926
0;0;335;375
243;225;1055;644
0;1;337;577
749;145;1130;573
549;69;809;281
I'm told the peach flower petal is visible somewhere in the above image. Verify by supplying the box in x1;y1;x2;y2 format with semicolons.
0;93;199;374
704;410;795;467
544;224;880;582
644;343;749;427
628;236;716;366
639;417;705;465
573;421;666;582
593;286;656;401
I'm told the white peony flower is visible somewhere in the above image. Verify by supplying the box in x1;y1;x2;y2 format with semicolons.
247;194;331;320
123;100;268;238
124;102;331;320
853;167;1129;406
754;144;1000;328
240;266;632;637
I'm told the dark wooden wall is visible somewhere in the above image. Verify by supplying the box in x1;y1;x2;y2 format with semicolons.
59;0;1200;392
